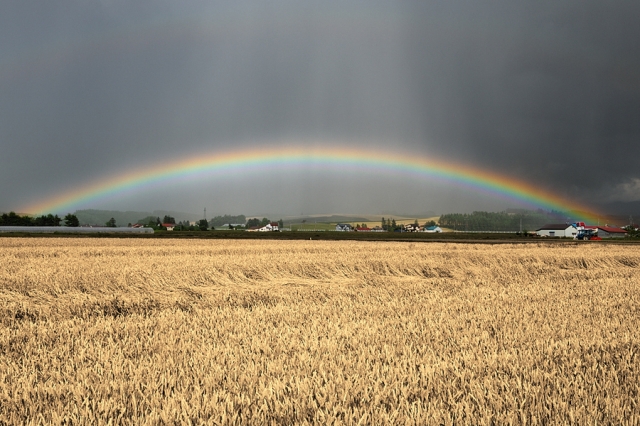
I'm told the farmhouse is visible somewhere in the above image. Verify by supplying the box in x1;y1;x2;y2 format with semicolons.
335;224;352;232
256;222;279;232
161;223;176;231
536;224;578;238
356;227;371;232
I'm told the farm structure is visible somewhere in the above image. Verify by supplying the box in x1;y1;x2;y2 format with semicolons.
536;223;579;238
537;223;628;239
585;226;627;238
248;222;279;232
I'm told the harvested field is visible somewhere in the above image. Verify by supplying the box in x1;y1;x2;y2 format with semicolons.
1;238;639;424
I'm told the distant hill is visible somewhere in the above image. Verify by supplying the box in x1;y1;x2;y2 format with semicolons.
380;210;437;218
282;215;370;225
75;209;202;226
280;213;441;225
596;200;640;217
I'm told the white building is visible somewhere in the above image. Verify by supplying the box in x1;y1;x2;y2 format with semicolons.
257;222;279;232
424;225;442;233
536;224;578;238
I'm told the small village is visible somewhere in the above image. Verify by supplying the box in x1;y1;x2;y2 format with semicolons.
2;210;638;239
535;222;629;240
155;219;631;239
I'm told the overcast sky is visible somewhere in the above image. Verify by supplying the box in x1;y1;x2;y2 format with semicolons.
2;1;639;216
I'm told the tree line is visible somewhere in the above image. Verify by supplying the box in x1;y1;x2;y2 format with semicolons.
208;215;247;227
135;215;284;231
0;212;78;227
437;210;566;232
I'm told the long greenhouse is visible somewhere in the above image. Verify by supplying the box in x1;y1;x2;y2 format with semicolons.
0;226;154;234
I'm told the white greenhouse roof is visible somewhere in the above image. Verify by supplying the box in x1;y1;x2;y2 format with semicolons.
0;226;154;234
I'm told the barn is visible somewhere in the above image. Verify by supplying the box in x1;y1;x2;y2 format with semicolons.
586;226;628;238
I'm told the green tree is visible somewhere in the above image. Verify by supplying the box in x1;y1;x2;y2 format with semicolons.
209;214;247;228
198;219;208;231
260;218;270;227
624;225;639;238
381;217;386;230
424;220;437;227
135;216;157;226
278;219;284;229
64;213;79;227
105;217;117;227
246;218;260;228
34;213;61;226
162;215;176;224
2;212;32;226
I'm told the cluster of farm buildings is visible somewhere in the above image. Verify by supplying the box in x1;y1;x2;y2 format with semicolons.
535;223;628;238
156;222;444;233
334;224;442;233
240;222;628;237
152;222;284;232
157;220;630;237
136;218;636;239
214;222;443;233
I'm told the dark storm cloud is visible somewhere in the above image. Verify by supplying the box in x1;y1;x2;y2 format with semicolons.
405;0;640;199
1;0;639;214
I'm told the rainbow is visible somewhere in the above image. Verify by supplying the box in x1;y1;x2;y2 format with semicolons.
24;144;601;222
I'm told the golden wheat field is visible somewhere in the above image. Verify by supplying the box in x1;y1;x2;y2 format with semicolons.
0;238;639;425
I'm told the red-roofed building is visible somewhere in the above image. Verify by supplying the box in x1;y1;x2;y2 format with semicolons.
162;223;176;231
253;223;279;232
356;227;371;232
585;226;627;238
